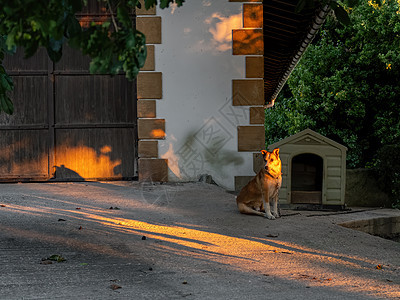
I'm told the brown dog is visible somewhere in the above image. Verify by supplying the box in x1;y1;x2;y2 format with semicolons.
236;149;282;219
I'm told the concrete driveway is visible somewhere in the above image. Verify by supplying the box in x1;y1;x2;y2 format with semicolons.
0;181;399;299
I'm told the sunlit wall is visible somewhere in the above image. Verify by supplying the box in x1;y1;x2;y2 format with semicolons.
156;1;256;190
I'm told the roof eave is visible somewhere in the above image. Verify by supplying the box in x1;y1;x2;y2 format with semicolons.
265;3;332;105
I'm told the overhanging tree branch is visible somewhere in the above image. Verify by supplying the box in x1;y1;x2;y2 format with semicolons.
0;0;185;115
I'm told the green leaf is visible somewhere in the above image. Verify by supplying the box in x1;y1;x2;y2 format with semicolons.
46;45;63;62
126;32;136;48
23;41;40;58
5;76;13;90
343;0;358;7
0;94;14;115
49;37;63;53
117;6;132;28
66;15;82;38
160;0;170;8
136;32;147;68
5;29;17;51
3;5;14;15
295;0;307;13
101;21;111;29
0;36;7;52
48;20;58;35
144;0;157;10
137;47;147;68
329;1;339;10
46;38;64;62
0;74;13;91
334;5;351;25
69;0;83;12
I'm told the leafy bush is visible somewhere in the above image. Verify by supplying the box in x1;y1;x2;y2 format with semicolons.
265;0;400;169
371;145;400;209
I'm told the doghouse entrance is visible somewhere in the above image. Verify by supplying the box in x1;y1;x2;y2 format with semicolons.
291;153;323;204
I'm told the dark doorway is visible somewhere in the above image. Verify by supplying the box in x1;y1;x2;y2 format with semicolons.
291;153;323;204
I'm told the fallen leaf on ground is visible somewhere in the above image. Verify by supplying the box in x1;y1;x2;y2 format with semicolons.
298;274;333;283
266;234;279;238
272;250;292;254
0;204;6;207
110;284;122;290
376;264;383;270
47;254;66;262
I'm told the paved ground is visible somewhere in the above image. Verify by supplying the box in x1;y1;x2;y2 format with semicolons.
0;181;399;300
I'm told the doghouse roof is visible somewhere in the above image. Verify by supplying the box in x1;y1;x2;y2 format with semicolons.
267;128;348;152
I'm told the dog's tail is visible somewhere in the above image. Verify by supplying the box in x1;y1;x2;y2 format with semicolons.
237;202;265;217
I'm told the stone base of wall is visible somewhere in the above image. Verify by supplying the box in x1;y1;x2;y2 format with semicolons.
339;216;400;239
345;169;391;207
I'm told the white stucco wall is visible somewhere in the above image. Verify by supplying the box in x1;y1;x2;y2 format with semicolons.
156;0;257;190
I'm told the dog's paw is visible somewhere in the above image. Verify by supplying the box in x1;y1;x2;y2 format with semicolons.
273;213;280;218
264;213;275;220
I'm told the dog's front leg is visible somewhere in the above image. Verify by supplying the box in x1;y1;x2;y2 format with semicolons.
271;195;280;218
262;191;275;220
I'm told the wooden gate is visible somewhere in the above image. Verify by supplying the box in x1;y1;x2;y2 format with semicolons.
0;3;137;181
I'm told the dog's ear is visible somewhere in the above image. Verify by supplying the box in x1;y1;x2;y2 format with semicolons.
273;148;280;156
261;150;268;157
